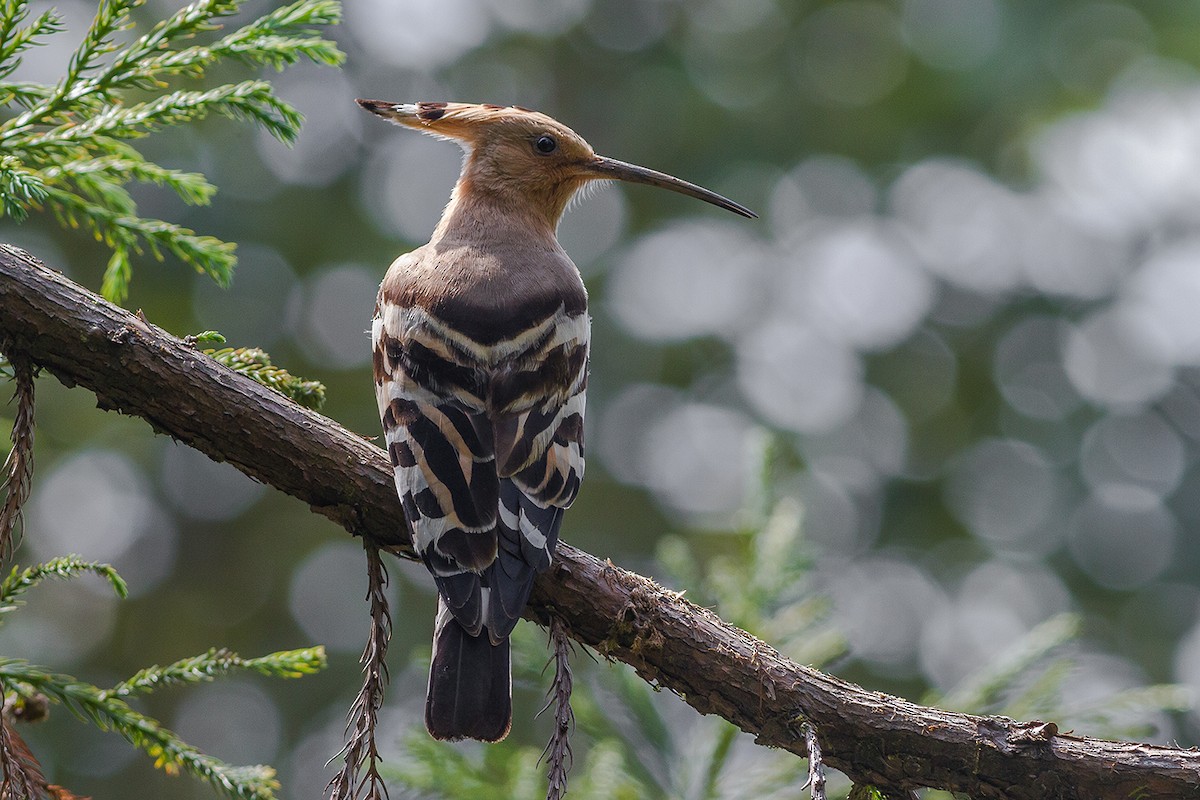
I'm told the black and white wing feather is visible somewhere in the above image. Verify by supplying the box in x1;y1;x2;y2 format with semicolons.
373;267;587;742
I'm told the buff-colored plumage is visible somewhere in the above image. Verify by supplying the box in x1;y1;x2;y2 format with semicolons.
359;99;753;742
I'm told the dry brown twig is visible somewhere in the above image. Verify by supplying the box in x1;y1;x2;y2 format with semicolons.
0;717;46;800
0;695;73;800
0;351;44;800
327;543;392;800
802;722;826;800
0;350;34;563
540;616;575;800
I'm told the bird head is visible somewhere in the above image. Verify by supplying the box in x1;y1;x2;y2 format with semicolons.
356;100;755;228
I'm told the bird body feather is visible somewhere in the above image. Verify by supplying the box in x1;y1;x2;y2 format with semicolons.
358;98;751;744
373;237;587;741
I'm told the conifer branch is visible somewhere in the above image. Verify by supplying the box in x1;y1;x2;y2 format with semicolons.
44;148;216;206
0;246;1197;799
0;0;344;302
111;647;326;698
0;552;321;799
0;556;127;616
0;158;45;222
0;6;65;82
0;658;280;800
17;80;303;148
35;184;237;298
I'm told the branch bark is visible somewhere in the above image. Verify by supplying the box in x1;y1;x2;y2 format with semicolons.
0;244;1196;799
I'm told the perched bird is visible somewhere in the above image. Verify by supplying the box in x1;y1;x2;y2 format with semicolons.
359;99;755;742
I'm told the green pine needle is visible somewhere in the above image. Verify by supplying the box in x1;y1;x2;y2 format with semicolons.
0;155;46;221
0;7;65;82
189;330;227;345
0;557;327;799
0;555;127;617
0;0;344;303
0;657;281;800
930;613;1082;714
112;646;327;697
205;347;327;410
48;144;218;205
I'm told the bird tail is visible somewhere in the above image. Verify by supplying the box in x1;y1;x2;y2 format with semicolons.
425;596;512;742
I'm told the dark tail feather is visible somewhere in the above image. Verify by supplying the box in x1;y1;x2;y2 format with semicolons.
426;597;512;742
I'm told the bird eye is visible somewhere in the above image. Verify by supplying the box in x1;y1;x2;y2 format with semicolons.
534;135;558;155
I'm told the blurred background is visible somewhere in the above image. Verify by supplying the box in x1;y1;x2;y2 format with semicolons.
5;0;1200;796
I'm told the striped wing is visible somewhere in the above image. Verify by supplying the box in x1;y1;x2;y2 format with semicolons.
374;296;587;640
488;385;585;638
380;392;498;634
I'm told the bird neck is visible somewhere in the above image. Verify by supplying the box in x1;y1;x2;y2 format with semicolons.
431;170;574;247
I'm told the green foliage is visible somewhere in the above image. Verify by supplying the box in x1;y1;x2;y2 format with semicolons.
2;658;282;798
929;613;1083;715
658;467;846;666
387;724;648;800
205;346;327;410
188;329;227;346
0;555;128;615
846;787;887;800
565;659;807;800
112;646;326;697
388;733;551;799
0;0;344;303
928;613;1192;742
0;6;342;792
0;155;45;222
0;557;327;800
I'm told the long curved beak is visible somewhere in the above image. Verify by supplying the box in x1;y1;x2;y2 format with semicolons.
586;157;757;219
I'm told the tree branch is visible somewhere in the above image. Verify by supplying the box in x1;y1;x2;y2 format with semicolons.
0;244;1196;799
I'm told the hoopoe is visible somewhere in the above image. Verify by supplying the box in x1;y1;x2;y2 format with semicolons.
359;99;755;742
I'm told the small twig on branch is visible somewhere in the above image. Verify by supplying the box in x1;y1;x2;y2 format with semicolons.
0;351;55;799
802;722;826;800
0;693;52;800
0;718;46;800
0;245;1197;798
0;350;35;564
327;543;392;800
539;616;575;800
